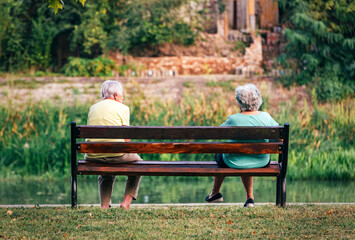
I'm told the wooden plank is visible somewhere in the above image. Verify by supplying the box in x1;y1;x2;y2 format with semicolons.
77;161;280;177
78;142;282;154
259;0;279;29
78;160;279;165
77;126;282;140
237;0;247;30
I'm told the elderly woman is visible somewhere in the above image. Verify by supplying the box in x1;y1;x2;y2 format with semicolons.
205;83;278;207
85;80;142;209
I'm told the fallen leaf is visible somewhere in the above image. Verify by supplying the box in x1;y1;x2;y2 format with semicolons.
7;210;13;216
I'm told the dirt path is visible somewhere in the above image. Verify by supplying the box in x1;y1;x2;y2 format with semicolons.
0;75;311;111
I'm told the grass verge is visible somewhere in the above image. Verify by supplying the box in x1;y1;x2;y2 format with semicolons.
1;205;354;239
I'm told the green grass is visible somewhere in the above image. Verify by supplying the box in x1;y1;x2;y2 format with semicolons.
1;205;354;239
0;79;46;89
206;79;235;91
0;78;70;89
183;81;194;88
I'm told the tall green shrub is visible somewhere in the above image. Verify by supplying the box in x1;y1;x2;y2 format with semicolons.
29;8;59;69
277;0;355;102
0;0;26;71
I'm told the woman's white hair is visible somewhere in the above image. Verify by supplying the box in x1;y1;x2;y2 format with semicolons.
101;80;123;99
235;83;263;111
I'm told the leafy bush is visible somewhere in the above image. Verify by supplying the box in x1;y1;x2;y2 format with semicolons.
277;0;355;102
314;76;344;103
89;57;116;77
232;41;247;55
116;63;145;77
62;57;115;77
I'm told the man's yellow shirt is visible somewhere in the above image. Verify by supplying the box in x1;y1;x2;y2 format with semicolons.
86;99;130;159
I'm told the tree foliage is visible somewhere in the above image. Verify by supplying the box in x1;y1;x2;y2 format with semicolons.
106;0;196;55
0;0;197;72
277;0;355;101
47;0;86;14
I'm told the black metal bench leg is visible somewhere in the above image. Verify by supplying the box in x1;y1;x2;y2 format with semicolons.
71;175;77;208
281;175;286;208
276;175;281;206
71;121;78;208
280;123;289;208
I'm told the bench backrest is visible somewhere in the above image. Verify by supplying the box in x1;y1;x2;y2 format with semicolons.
70;122;289;189
71;122;289;156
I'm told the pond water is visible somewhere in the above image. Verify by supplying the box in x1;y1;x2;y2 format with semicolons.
1;177;354;205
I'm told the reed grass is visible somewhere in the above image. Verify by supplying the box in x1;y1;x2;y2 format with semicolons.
0;84;353;180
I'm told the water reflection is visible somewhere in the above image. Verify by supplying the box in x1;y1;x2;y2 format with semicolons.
0;177;354;205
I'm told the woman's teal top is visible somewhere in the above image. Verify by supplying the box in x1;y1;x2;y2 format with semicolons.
221;112;279;169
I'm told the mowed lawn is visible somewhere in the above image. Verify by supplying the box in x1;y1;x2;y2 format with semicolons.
1;205;354;239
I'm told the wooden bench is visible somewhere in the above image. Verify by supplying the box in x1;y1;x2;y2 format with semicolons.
71;122;290;208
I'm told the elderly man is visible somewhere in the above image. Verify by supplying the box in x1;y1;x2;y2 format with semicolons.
85;80;142;209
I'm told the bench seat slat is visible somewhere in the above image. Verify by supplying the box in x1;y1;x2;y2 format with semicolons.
78;142;283;154
77;161;280;176
78;126;282;139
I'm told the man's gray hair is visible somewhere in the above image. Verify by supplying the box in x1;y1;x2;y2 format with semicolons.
235;83;263;111
101;80;123;99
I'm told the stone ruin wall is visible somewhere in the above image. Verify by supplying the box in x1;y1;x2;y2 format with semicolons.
111;36;266;77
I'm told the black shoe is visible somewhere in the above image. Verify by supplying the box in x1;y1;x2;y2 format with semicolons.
205;193;223;203
244;198;255;208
